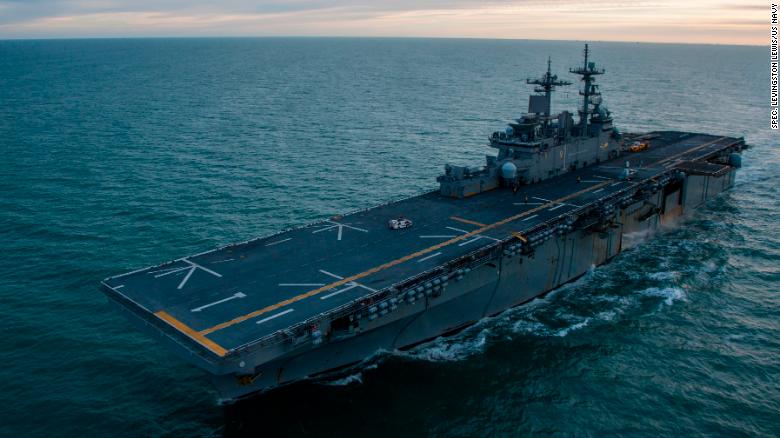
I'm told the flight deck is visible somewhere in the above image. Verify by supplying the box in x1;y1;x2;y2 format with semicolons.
100;46;750;401
102;132;741;359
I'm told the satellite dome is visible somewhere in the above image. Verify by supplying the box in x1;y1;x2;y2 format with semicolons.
500;161;517;180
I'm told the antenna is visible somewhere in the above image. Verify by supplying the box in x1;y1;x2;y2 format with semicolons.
526;57;571;131
569;44;605;136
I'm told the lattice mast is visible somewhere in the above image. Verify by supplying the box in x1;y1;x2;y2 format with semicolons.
526;57;571;131
569;44;605;135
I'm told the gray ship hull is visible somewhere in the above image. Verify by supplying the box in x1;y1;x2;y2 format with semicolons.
100;47;748;402
101;130;745;402
209;162;738;401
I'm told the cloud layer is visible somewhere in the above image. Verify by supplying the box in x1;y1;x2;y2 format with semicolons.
0;0;767;45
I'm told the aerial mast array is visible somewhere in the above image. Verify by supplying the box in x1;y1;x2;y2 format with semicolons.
526;57;571;132
569;44;605;135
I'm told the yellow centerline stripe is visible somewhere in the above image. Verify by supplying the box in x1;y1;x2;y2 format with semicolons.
450;216;487;227
198;180;613;337
155;310;227;357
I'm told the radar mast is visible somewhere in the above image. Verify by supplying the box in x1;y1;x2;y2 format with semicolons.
526;57;571;132
570;44;605;136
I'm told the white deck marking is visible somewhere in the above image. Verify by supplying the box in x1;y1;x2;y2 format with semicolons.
548;204;566;211
256;308;294;324
265;238;292;247
153;266;190;278
420;235;457;239
444;225;499;244
592;188;605;194
595;175;610;179
610;182;623;187
313;221;368;233
320;283;359;299
319;269;344;280
312;220;367;241
458;236;482;246
417;252;442;262
178;267;196;289
522;214;539;222
210;258;235;264
185;259;222;277
114;284;124;289
513;202;545;206
318;269;376;293
148;266;184;275
336;221;368;233
176;259;222;290
191;292;246;312
580;180;602;183
279;283;326;287
312;224;337;233
532;196;552;202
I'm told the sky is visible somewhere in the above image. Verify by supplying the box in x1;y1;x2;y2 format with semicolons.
0;1;767;45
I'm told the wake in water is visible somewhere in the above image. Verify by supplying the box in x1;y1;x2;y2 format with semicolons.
316;221;725;387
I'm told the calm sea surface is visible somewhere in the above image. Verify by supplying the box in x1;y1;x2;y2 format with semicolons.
0;38;777;437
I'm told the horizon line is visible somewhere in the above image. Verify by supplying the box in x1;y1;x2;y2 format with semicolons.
0;34;765;48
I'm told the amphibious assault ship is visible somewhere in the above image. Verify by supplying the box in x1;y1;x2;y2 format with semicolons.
101;45;747;401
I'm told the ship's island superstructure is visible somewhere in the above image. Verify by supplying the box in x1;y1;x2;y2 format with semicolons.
101;45;747;402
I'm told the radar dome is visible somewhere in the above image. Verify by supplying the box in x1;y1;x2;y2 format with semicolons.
500;161;517;180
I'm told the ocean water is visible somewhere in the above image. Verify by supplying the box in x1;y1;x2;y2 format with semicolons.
0;38;777;437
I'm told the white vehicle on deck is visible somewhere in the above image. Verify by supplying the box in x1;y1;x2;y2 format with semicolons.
388;217;413;230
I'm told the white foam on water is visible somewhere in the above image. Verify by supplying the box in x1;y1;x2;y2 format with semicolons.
324;372;363;386
639;286;686;306
317;359;379;387
647;271;680;281
511;319;551;336
590;294;635;306
380;254;691;367
621;229;655;250
401;328;489;362
556;317;592;337
596;310;618;321
702;261;719;273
